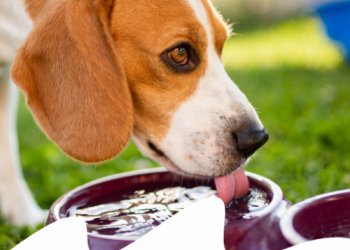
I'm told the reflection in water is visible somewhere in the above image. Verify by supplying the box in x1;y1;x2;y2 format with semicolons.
74;186;215;237
71;186;269;238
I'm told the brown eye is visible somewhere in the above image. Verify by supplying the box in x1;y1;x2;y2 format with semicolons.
168;47;188;65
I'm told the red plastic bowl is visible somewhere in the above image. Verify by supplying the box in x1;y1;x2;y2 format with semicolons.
280;189;350;245
46;168;291;250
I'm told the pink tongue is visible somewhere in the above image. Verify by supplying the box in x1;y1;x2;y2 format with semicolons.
214;168;249;205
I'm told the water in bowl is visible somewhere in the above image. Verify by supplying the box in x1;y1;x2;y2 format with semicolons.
68;185;270;238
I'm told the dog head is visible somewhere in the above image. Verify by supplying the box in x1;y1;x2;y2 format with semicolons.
11;0;268;202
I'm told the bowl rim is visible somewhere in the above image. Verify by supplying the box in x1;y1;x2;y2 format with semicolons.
51;168;284;241
279;189;350;245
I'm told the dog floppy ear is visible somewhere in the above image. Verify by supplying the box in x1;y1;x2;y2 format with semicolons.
11;0;133;163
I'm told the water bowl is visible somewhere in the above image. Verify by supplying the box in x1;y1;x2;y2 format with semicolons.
46;168;291;250
280;189;350;245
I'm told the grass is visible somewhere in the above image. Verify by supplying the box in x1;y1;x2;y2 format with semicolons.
2;15;350;248
223;17;350;202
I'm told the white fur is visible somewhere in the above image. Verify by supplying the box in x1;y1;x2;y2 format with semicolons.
0;68;47;226
160;0;263;177
0;0;32;64
0;0;46;226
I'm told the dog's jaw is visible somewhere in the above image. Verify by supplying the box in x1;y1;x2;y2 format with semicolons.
131;134;186;176
160;56;261;176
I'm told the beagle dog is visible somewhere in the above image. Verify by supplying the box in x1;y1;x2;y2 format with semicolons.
0;0;268;226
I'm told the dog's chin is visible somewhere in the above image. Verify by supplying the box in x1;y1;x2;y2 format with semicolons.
148;148;250;180
152;154;194;176
131;135;249;179
154;153;250;179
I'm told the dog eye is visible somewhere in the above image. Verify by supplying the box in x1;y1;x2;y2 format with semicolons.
160;43;199;73
168;47;188;65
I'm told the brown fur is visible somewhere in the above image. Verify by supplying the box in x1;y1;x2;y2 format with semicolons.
11;0;230;163
23;0;46;20
110;0;210;145
11;0;133;163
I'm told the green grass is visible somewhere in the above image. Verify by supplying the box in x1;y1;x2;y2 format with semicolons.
223;17;350;202
2;15;350;248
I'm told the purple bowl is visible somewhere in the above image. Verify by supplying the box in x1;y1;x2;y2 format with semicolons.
46;168;291;250
280;189;350;245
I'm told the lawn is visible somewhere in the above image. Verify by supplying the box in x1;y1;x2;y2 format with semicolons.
1;15;350;249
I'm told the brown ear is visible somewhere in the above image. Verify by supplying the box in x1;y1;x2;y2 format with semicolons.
11;0;133;163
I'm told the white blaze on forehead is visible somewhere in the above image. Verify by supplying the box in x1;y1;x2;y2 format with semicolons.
183;0;256;112
160;0;262;176
186;0;209;30
186;0;226;45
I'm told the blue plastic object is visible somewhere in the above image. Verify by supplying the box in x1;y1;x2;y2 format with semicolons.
316;1;350;61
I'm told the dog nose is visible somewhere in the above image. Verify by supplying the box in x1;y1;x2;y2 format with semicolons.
234;128;269;157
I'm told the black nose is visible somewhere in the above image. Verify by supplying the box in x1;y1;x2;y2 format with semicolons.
234;128;269;157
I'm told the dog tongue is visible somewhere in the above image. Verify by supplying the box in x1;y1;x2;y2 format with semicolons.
214;168;249;205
